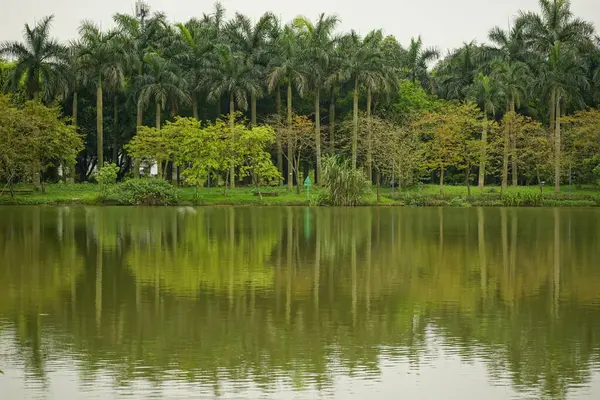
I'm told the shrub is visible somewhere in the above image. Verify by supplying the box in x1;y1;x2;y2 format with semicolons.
449;196;470;207
93;163;120;196
106;179;180;205
594;164;600;185
320;156;371;206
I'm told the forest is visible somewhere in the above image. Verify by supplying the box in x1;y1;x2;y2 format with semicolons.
1;0;600;197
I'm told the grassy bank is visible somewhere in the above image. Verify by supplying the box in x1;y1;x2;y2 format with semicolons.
0;183;599;207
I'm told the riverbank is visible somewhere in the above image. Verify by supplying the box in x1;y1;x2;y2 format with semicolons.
1;183;599;207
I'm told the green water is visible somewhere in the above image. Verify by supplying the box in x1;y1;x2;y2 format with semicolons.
1;206;599;399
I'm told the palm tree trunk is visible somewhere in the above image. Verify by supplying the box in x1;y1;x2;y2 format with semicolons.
251;93;257;127
366;88;372;182
72;91;78;128
510;100;517;187
478;111;488;191
192;95;199;120
439;165;444;195
501;105;510;195
276;86;283;185
97;78;104;169
314;90;321;184
230;92;236;189
329;89;335;154
352;76;359;171
555;96;561;193
155;101;161;130
287;81;293;191
135;102;143;177
113;95;118;163
549;88;556;137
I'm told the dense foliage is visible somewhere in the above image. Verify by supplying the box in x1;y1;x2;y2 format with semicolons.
1;0;599;194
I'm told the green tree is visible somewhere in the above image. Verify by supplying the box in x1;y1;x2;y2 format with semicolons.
76;21;124;169
469;73;505;191
294;13;339;183
0;15;68;102
268;25;308;190
206;45;261;188
403;36;439;87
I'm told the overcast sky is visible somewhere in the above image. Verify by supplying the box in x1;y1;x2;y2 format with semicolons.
1;0;599;53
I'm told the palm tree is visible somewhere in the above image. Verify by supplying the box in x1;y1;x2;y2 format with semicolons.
268;25;308;190
293;13;339;183
535;42;588;192
404;36;439;87
519;0;594;135
226;12;276;126
137;52;190;131
77;21;124;169
0;15;68;102
470;73;505;191
491;60;529;191
434;41;483;101
175;19;216;120
206;45;261;188
333;30;386;171
488;20;530;187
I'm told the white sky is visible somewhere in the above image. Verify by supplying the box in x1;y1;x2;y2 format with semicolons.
1;0;599;53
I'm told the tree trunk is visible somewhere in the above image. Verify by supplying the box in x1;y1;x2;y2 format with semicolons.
155;101;161;130
287;80;293;192
276;86;283;185
72;91;78;128
135;102;143;177
251;93;257;127
478;111;488;191
97;78;104;169
554;96;561;193
439;165;444;195
352;76;359;171
329;89;335;154
501;105;510;195
549;88;556;137
366;88;373;182
314;90;321;184
230;92;236;189
376;170;381;202
192;95;199;120
113;95;118;163
510;100;517;186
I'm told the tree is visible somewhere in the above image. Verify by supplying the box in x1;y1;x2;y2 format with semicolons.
206;45;261;188
226;12;276;126
403;36;439;88
488;20;531;187
469;73;505;190
270;114;314;194
76;21;124;169
293;13;339;183
413;102;482;194
535;42;588;192
268;25;308;190
334;30;387;171
0;15;68;102
0;95;83;194
562;108;600;183
137;52;190;132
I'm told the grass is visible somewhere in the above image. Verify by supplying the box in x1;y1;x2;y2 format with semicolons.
0;182;599;207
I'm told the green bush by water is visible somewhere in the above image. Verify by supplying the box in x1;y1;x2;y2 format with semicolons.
105;179;180;205
320;156;371;206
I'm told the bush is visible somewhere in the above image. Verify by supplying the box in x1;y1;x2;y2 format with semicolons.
449;196;470;207
320;156;371;206
93;163;120;196
593;164;600;185
105;179;180;205
501;192;543;207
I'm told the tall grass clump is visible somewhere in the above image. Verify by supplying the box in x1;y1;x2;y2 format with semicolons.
320;156;371;206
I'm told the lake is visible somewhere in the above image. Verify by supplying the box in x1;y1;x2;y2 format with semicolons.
1;206;600;399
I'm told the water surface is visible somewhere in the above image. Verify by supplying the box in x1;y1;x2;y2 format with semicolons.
1;206;600;399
